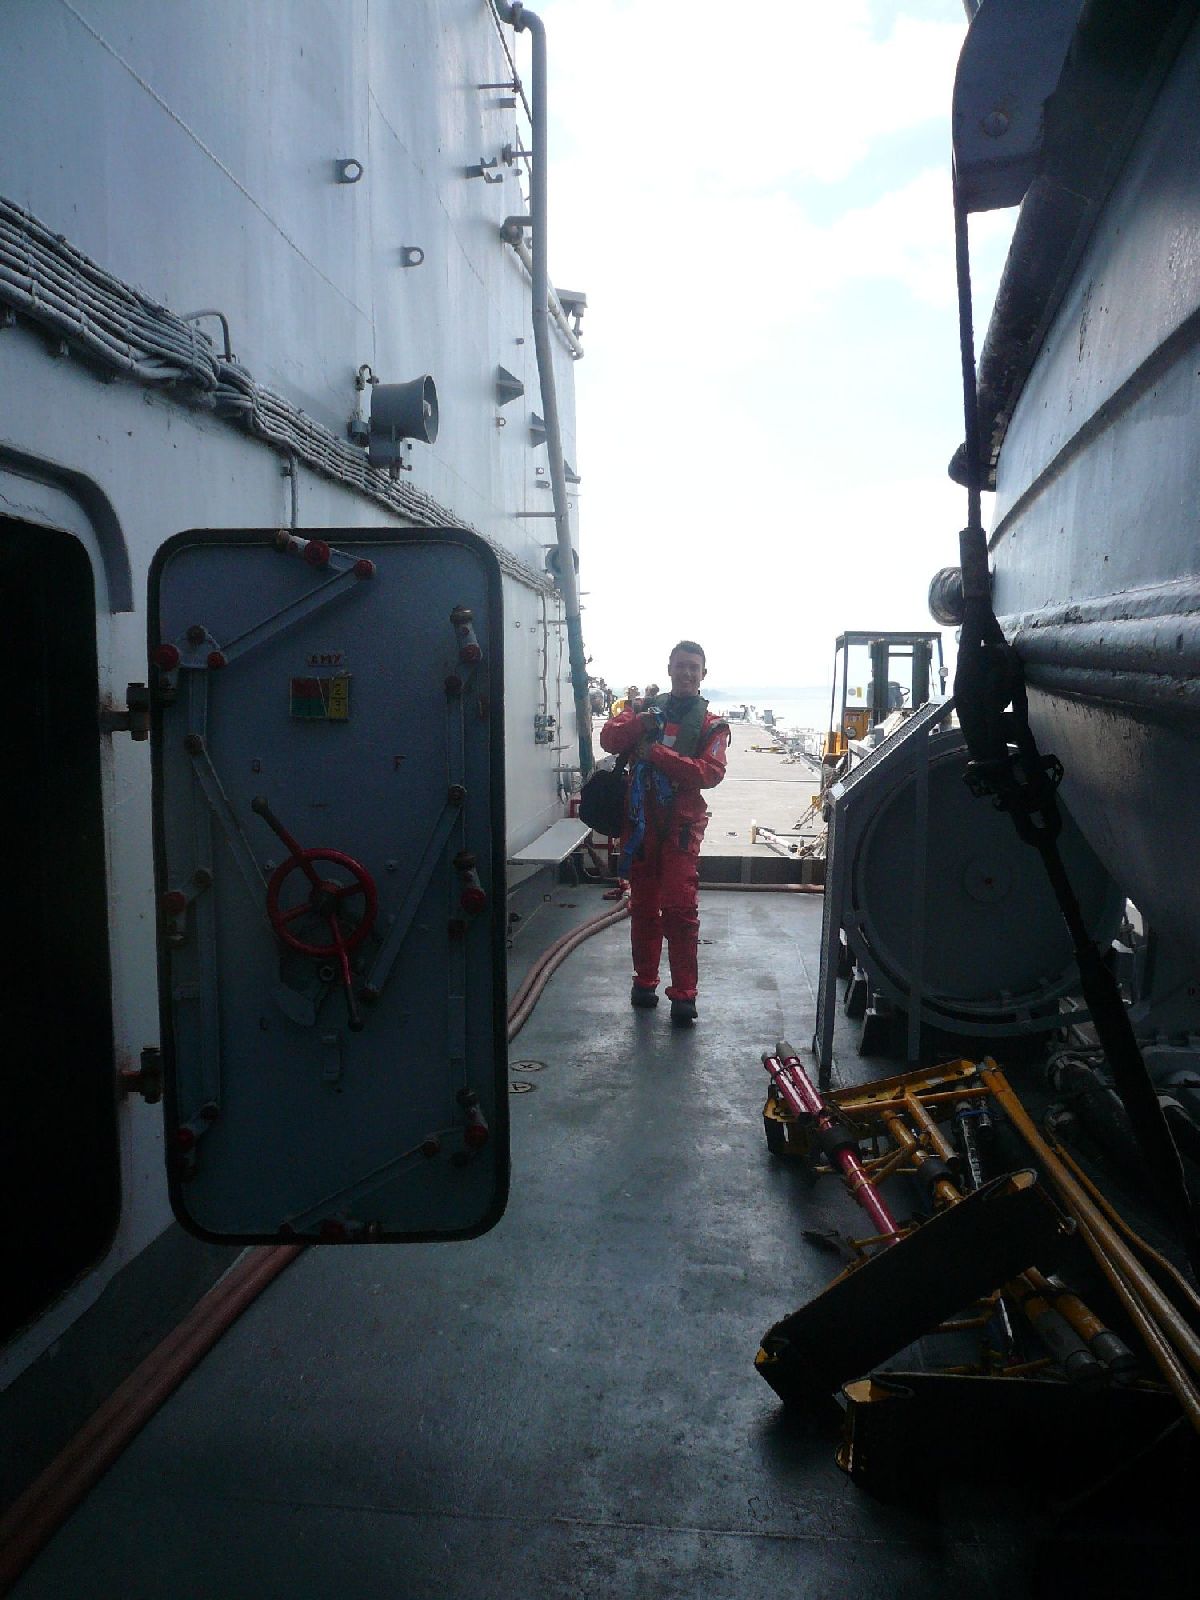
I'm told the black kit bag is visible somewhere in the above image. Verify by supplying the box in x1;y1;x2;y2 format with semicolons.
578;753;628;836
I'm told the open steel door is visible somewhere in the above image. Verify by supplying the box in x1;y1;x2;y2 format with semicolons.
149;528;507;1242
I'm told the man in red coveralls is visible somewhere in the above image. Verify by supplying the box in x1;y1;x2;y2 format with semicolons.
599;641;729;1026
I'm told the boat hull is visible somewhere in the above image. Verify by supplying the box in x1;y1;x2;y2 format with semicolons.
989;15;1200;963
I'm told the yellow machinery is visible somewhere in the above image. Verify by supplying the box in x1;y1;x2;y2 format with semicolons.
757;1051;1200;1492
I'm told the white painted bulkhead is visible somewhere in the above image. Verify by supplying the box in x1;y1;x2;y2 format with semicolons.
0;0;585;1379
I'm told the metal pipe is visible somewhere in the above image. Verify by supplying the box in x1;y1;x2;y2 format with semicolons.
282;450;300;529
982;1064;1200;1378
1055;1141;1200;1325
506;233;584;358
907;722;930;1062
764;1050;900;1239
902;1093;955;1163
880;1107;959;1210
1005;1274;1106;1387
1073;1213;1200;1432
1035;1270;1139;1379
498;3;594;777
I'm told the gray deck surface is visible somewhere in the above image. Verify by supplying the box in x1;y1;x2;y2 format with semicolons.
12;891;1002;1600
12;736;1194;1597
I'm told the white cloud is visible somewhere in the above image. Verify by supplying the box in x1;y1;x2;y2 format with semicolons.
513;3;1016;686
581;466;967;688
539;1;965;190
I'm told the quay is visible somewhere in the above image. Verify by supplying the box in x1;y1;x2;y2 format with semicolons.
701;720;823;872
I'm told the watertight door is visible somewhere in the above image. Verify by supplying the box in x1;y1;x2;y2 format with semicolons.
150;529;506;1242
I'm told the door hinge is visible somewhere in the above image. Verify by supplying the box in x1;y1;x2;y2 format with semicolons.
99;682;151;740
119;1046;163;1104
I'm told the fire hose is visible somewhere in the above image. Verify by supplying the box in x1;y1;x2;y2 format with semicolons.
0;1246;301;1592
507;897;629;1038
0;895;629;1592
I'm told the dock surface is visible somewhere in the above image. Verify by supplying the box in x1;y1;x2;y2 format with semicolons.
700;720;821;859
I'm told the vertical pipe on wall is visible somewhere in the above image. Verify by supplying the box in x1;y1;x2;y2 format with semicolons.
499;2;594;778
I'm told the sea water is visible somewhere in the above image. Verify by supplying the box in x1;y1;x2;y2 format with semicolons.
705;686;846;734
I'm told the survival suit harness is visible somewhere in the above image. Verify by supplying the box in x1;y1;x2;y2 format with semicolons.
620;693;713;877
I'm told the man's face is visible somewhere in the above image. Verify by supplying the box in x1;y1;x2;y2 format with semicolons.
668;649;705;698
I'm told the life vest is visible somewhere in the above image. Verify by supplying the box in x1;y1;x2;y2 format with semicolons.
616;694;729;861
651;693;728;756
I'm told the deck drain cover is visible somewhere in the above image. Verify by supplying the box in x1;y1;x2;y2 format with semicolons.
510;1080;535;1094
511;1059;546;1072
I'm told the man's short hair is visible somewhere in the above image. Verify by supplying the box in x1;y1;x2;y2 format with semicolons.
669;640;706;667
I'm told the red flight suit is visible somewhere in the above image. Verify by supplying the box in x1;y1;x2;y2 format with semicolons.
599;701;730;1000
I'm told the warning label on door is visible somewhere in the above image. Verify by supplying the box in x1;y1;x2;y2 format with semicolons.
290;674;351;721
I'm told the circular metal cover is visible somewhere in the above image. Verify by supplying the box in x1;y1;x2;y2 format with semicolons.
849;729;1123;1023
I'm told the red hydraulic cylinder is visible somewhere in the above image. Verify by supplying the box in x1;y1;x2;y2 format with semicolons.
762;1048;900;1242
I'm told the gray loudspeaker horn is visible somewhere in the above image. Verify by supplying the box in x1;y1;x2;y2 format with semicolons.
369;375;439;467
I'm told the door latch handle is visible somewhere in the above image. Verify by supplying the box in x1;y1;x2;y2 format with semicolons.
99;682;151;740
120;1046;163;1103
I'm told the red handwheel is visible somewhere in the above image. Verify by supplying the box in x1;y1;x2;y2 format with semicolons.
266;850;378;1032
265;849;378;958
253;799;378;1032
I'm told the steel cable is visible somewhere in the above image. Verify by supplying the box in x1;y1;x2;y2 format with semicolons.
0;199;219;382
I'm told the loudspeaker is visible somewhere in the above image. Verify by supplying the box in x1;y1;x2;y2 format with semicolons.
544;544;580;582
369;375;439;466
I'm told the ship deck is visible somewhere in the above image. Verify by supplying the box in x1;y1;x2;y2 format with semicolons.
10;733;1195;1598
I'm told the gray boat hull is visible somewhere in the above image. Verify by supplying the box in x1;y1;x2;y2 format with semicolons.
988;13;1200;964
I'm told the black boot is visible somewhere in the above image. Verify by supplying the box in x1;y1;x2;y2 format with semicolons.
631;983;659;1009
670;998;697;1026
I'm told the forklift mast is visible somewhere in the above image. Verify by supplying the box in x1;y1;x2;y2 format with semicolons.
828;631;945;746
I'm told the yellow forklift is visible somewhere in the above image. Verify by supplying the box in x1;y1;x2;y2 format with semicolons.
821;630;946;772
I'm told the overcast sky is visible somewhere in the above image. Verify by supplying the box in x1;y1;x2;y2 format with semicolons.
526;0;1015;689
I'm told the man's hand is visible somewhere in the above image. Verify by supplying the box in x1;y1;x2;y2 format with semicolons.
637;710;659;734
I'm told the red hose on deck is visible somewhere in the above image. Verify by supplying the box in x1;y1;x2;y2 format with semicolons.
583;877;823;895
702;881;823;894
0;894;630;1591
0;1244;302;1592
508;900;623;1016
508;898;630;1039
